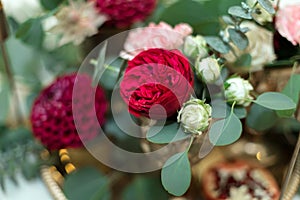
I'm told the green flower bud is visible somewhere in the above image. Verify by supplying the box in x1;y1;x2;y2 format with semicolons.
183;35;208;59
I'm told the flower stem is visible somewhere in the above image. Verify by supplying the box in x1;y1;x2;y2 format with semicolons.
185;136;194;153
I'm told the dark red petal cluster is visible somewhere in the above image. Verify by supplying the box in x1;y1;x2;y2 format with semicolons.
30;74;107;150
120;48;194;119
94;0;156;28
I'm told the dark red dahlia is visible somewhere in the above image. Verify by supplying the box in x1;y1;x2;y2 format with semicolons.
94;0;156;28
30;74;107;150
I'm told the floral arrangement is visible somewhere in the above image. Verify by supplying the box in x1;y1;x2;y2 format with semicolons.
0;0;300;199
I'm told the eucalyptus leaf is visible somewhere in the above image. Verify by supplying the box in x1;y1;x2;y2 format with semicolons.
276;109;295;118
93;41;107;86
228;28;249;50
282;74;300;106
161;152;191;196
246;104;278;131
122;176;168;200
233;106;247;119
40;0;63;10
0;79;10;123
234;53;252;68
228;6;252;19
147;123;190;144
211;99;230;118
222;15;235;25
16;18;44;49
205;36;230;54
64;167;110;200
209;113;242;146
257;0;275;14
254;92;296;111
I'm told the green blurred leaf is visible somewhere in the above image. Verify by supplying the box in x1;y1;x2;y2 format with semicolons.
40;0;63;10
209;113;242;146
158;0;242;35
16;18;44;49
0;78;10;123
205;36;230;54
211;99;230;118
257;0;275;14
161;152;191;196
228;28;249;50
233;106;247;119
246;104;278;131
254;92;296;111
122;176;169;200
64;167;110;200
93;41;107;86
228;6;252;19
234;53;252;68
99;58;124;90
147;123;190;144
282;74;300;106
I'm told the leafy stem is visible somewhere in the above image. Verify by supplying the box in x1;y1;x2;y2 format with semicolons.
185;136;194;153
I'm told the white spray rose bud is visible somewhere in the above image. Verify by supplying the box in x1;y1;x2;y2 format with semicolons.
225;77;254;106
184;35;208;59
196;57;221;83
177;99;211;135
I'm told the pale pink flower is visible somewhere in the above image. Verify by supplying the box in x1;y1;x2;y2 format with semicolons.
51;1;107;46
120;21;193;60
276;5;300;46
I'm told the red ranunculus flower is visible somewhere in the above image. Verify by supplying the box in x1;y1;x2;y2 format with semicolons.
30;74;107;150
120;48;194;119
94;0;156;28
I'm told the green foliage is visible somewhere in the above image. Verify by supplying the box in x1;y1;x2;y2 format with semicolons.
40;0;63;10
64;167;111;200
122;176;169;200
16;18;44;49
209;112;242;146
228;6;252;19
282;74;300;106
0;127;43;191
254;92;296;111
93;41;107;86
246;104;279;131
257;0;275;14
0;78;10;123
205;36;230;54
147;123;190;144
161;152;191;196
234;54;252;68
158;0;243;35
228;28;249;50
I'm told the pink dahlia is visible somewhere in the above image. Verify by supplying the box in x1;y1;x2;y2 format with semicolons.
30;74;107;150
276;5;300;46
94;0;156;28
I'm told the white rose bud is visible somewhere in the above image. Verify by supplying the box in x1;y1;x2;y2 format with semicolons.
196;57;221;83
177;99;211;135
225;77;254;106
184;35;208;59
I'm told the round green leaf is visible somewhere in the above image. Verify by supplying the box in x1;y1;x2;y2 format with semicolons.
228;28;249;50
161;152;191;196
205;36;230;54
246;104;278;131
228;6;252;19
257;0;275;14
64;167;110;200
209;113;242;146
254;92;296;111
147;123;190;144
122;176;168;200
233;106;247;119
